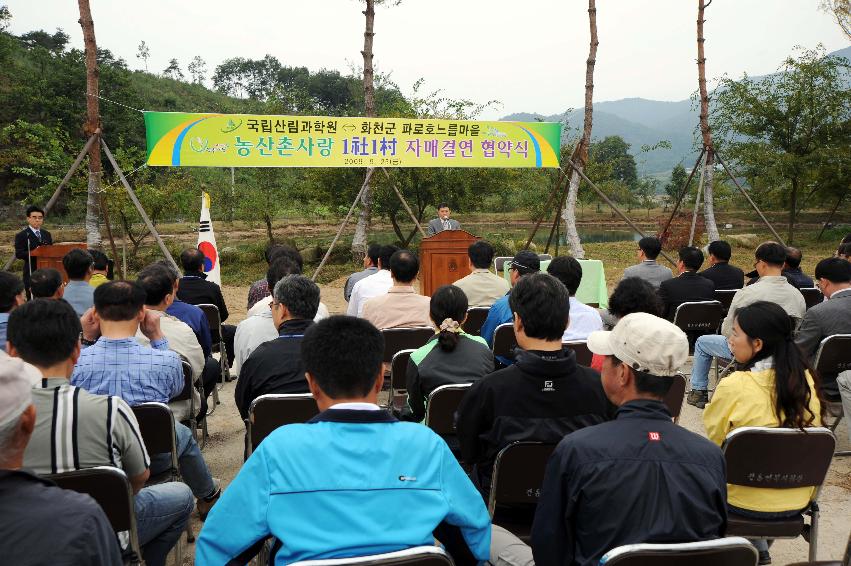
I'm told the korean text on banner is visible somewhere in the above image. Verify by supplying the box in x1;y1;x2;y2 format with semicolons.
144;112;561;168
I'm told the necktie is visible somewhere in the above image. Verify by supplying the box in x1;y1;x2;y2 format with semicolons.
34;230;41;241
443;219;450;231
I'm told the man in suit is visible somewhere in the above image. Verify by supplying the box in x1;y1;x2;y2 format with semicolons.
622;236;672;289
700;240;744;290
13;206;53;298
426;202;461;236
783;247;815;289
658;246;716;321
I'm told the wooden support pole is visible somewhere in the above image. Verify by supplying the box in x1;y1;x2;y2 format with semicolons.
659;146;706;241
715;152;786;246
380;168;426;238
689;151;708;246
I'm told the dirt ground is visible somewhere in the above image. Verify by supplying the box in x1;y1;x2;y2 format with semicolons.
177;283;851;565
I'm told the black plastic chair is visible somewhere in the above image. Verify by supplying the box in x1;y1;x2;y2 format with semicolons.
246;393;319;459
172;359;207;450
425;384;471;436
812;334;851;455
672;300;724;354
491;323;517;360
493;256;513;274
462;307;490;336
563;340;592;366
389;349;414;414
381;327;434;364
599;537;757;566
197;303;228;414
714;289;738;314
801;287;825;310
287;546;454;566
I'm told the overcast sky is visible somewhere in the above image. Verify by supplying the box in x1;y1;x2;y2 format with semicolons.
6;0;849;120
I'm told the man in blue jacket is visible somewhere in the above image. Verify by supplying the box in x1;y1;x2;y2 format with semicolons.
197;315;491;565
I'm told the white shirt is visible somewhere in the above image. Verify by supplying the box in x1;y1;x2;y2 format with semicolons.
347;270;393;317
328;402;381;411
562;296;604;342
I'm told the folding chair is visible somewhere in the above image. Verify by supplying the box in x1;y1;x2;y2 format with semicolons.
599;537;757;566
714;289;738;314
663;373;687;423
491;323;517;361
197;303;228;412
45;466;144;566
425;383;471;436
786;527;851;566
812;334;851;456
246;393;319;459
494;256;513;274
388;349;414;414
722;426;836;562
563;340;592;366
288;546;453;566
672;300;724;354
487;441;557;542
172;359;207;450
538;253;552;262
381;327;434;364
801;287;825;310
462;306;490;336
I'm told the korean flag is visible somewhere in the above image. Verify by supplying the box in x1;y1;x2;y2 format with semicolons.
197;192;221;286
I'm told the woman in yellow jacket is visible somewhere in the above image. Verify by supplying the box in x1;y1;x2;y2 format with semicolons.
704;300;823;565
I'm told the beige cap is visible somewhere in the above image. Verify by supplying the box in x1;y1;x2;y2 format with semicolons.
587;312;689;377
0;353;33;427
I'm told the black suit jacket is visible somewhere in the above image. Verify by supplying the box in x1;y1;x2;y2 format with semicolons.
176;271;229;322
658;271;716;321
13;227;53;281
699;262;744;291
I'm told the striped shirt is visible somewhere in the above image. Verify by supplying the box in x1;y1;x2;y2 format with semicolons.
72;336;183;406
23;377;149;476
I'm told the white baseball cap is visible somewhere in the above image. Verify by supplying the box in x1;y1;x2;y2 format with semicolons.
0;354;34;428
587;312;689;377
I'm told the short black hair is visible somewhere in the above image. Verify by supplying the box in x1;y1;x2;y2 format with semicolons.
30;269;63;298
610;354;673;397
468;241;495;269
389;250;419;283
755;241;787;267
62;249;93;280
273;274;320;320
707;240;732;262
378;245;399;271
638;236;663;260
841;233;851;245
0;271;25;313
367;243;381;267
509;272;570;341
263;243;282;264
25;205;44;217
152;260;180;284
267;256;301;291
94;280;146;322
608;277;663;319
89;249;110;271
437;202;450;210
430;285;468;352
137;266;173;306
547;256;583;295
180;248;205;273
301;316;384;399
785;247;803;269
678;246;704;271
839;242;851;258
815;257;851;283
7;299;81;367
268;244;304;271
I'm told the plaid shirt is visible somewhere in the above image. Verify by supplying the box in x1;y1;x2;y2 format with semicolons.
246;278;269;310
71;337;183;406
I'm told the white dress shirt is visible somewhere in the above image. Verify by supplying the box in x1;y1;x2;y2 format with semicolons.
347;270;393;317
562;296;604;342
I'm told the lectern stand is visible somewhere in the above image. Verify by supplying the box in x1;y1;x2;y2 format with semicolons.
418;230;479;297
31;243;88;283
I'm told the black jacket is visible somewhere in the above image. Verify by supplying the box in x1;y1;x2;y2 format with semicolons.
699;262;744;291
783;267;814;289
13;227;53;280
455;347;614;488
658;271;716;321
176;271;229;322
531;400;727;566
234;318;313;419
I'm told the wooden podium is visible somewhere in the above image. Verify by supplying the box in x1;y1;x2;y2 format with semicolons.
419;230;479;296
31;243;87;282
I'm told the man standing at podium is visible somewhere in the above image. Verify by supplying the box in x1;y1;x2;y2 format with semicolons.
426;202;461;236
14;206;53;298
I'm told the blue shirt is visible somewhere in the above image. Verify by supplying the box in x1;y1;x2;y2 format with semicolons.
71;337;182;406
479;293;513;366
167;300;212;358
63;281;94;316
0;313;8;352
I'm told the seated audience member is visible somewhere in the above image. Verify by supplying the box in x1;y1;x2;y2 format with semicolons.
176;247;236;365
704;301;822;565
688;242;806;409
362;250;431;329
88;249;112;288
29;268;64;299
837;242;851;262
658;246;715;321
247;243;305;310
452;241;510;307
547;255;602;341
405;285;494;423
61;248;95;315
244;252;329;320
700;240;745;290
490;313;726;566
479;250;540;365
796;257;851;410
7;300;193;566
198;316;491;565
591;277;663;371
70;281;221;518
456;273;613;494
782;246;814;289
137;265;207;420
234;275;320;420
347;244;399;317
0;356;125;566
344;243;381;303
0;271;25;351
622;236;673;289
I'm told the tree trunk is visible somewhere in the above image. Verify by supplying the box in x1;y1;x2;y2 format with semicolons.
788;177;798;244
818;191;846;240
562;0;597;259
697;0;720;242
78;0;102;248
264;212;275;245
352;0;376;260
